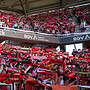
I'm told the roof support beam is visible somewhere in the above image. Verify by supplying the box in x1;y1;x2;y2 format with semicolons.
11;0;42;9
0;6;24;13
25;0;29;13
0;0;4;4
18;0;27;15
27;2;61;14
59;0;63;7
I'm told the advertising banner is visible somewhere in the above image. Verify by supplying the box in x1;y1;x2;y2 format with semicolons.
59;33;90;44
0;28;59;44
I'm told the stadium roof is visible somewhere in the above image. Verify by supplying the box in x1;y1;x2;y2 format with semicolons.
0;0;89;15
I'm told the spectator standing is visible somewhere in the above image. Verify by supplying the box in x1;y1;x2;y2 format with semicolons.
80;19;87;32
59;76;64;85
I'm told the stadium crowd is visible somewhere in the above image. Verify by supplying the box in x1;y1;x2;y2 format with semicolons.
72;48;90;57
0;43;90;86
0;5;90;34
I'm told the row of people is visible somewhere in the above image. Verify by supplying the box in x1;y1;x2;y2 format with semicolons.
0;5;90;34
72;48;90;57
31;5;90;34
0;43;89;85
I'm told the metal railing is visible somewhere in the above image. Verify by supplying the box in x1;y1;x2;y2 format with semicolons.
78;85;90;90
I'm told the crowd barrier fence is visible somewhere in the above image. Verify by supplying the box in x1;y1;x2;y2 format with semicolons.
51;85;90;90
78;85;90;90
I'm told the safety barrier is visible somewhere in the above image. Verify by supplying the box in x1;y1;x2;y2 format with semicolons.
51;85;90;90
78;85;90;90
